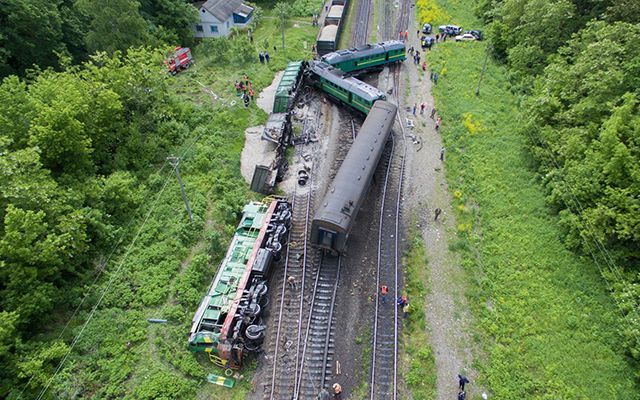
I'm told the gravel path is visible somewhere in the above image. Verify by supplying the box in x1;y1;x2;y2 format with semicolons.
401;15;480;400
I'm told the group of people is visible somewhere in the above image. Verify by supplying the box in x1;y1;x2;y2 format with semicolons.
379;285;411;318
410;101;441;131
258;51;271;64
407;46;422;66
234;74;254;107
398;30;410;42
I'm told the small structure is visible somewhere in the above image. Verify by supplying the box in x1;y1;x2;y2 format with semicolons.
193;0;254;38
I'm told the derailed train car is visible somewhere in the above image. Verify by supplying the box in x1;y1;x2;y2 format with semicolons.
321;40;406;74
310;101;398;253
307;60;386;114
188;199;291;369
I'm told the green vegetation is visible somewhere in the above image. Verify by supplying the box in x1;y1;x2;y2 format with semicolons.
337;0;357;49
402;228;436;400
0;0;198;77
424;0;640;397
351;325;372;399
476;0;640;371
0;3;317;397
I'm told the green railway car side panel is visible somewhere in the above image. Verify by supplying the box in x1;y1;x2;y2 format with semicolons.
319;77;371;114
271;61;304;113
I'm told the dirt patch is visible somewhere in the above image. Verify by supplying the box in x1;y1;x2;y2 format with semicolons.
257;70;284;114
240;125;277;185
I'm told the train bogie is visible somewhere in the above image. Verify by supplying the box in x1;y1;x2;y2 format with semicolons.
311;100;398;254
188;199;292;369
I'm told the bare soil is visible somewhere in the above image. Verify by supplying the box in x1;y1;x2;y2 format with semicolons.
240;125;277;185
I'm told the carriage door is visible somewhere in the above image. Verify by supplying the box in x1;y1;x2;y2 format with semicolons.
319;228;336;249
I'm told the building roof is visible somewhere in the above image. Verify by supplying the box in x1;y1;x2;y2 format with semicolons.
197;0;251;22
236;3;253;18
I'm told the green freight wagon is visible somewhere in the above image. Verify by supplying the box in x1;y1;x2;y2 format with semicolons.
272;61;306;113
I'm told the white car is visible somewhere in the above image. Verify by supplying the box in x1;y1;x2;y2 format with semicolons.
455;33;477;42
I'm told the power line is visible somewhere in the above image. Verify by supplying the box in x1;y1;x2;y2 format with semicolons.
518;119;640;343
30;129;208;399
35;171;175;400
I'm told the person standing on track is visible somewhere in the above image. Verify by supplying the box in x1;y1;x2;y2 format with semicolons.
287;275;297;291
381;285;389;304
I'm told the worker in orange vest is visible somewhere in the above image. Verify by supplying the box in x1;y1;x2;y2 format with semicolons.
381;285;389;304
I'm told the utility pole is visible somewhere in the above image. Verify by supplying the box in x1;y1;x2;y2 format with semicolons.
275;2;288;51
475;44;491;96
167;156;193;222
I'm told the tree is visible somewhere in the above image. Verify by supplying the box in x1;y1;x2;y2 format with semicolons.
274;2;290;51
139;0;198;45
76;0;149;54
523;21;640;262
0;0;65;76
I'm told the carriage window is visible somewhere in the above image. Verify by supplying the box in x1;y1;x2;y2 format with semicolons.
320;229;335;248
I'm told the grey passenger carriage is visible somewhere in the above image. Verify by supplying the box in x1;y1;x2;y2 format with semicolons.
311;100;398;254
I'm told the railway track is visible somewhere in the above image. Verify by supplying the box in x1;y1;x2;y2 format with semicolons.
294;253;341;399
264;184;314;400
350;0;372;47
369;2;411;399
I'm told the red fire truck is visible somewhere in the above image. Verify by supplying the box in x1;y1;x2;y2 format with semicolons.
165;47;193;75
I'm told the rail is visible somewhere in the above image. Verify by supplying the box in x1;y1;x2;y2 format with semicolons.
369;2;411;398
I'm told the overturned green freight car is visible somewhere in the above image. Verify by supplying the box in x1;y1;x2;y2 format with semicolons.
188;199;291;369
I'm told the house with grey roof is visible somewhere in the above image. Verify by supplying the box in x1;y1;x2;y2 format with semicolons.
193;0;254;38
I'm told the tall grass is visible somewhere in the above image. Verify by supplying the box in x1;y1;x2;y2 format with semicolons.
402;228;437;399
423;0;640;398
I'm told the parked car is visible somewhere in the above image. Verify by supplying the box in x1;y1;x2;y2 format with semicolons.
455;33;477;42
438;25;462;35
421;36;435;49
422;23;432;34
465;30;483;40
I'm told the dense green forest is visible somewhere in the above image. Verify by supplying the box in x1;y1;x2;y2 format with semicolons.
0;0;198;77
476;0;640;374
